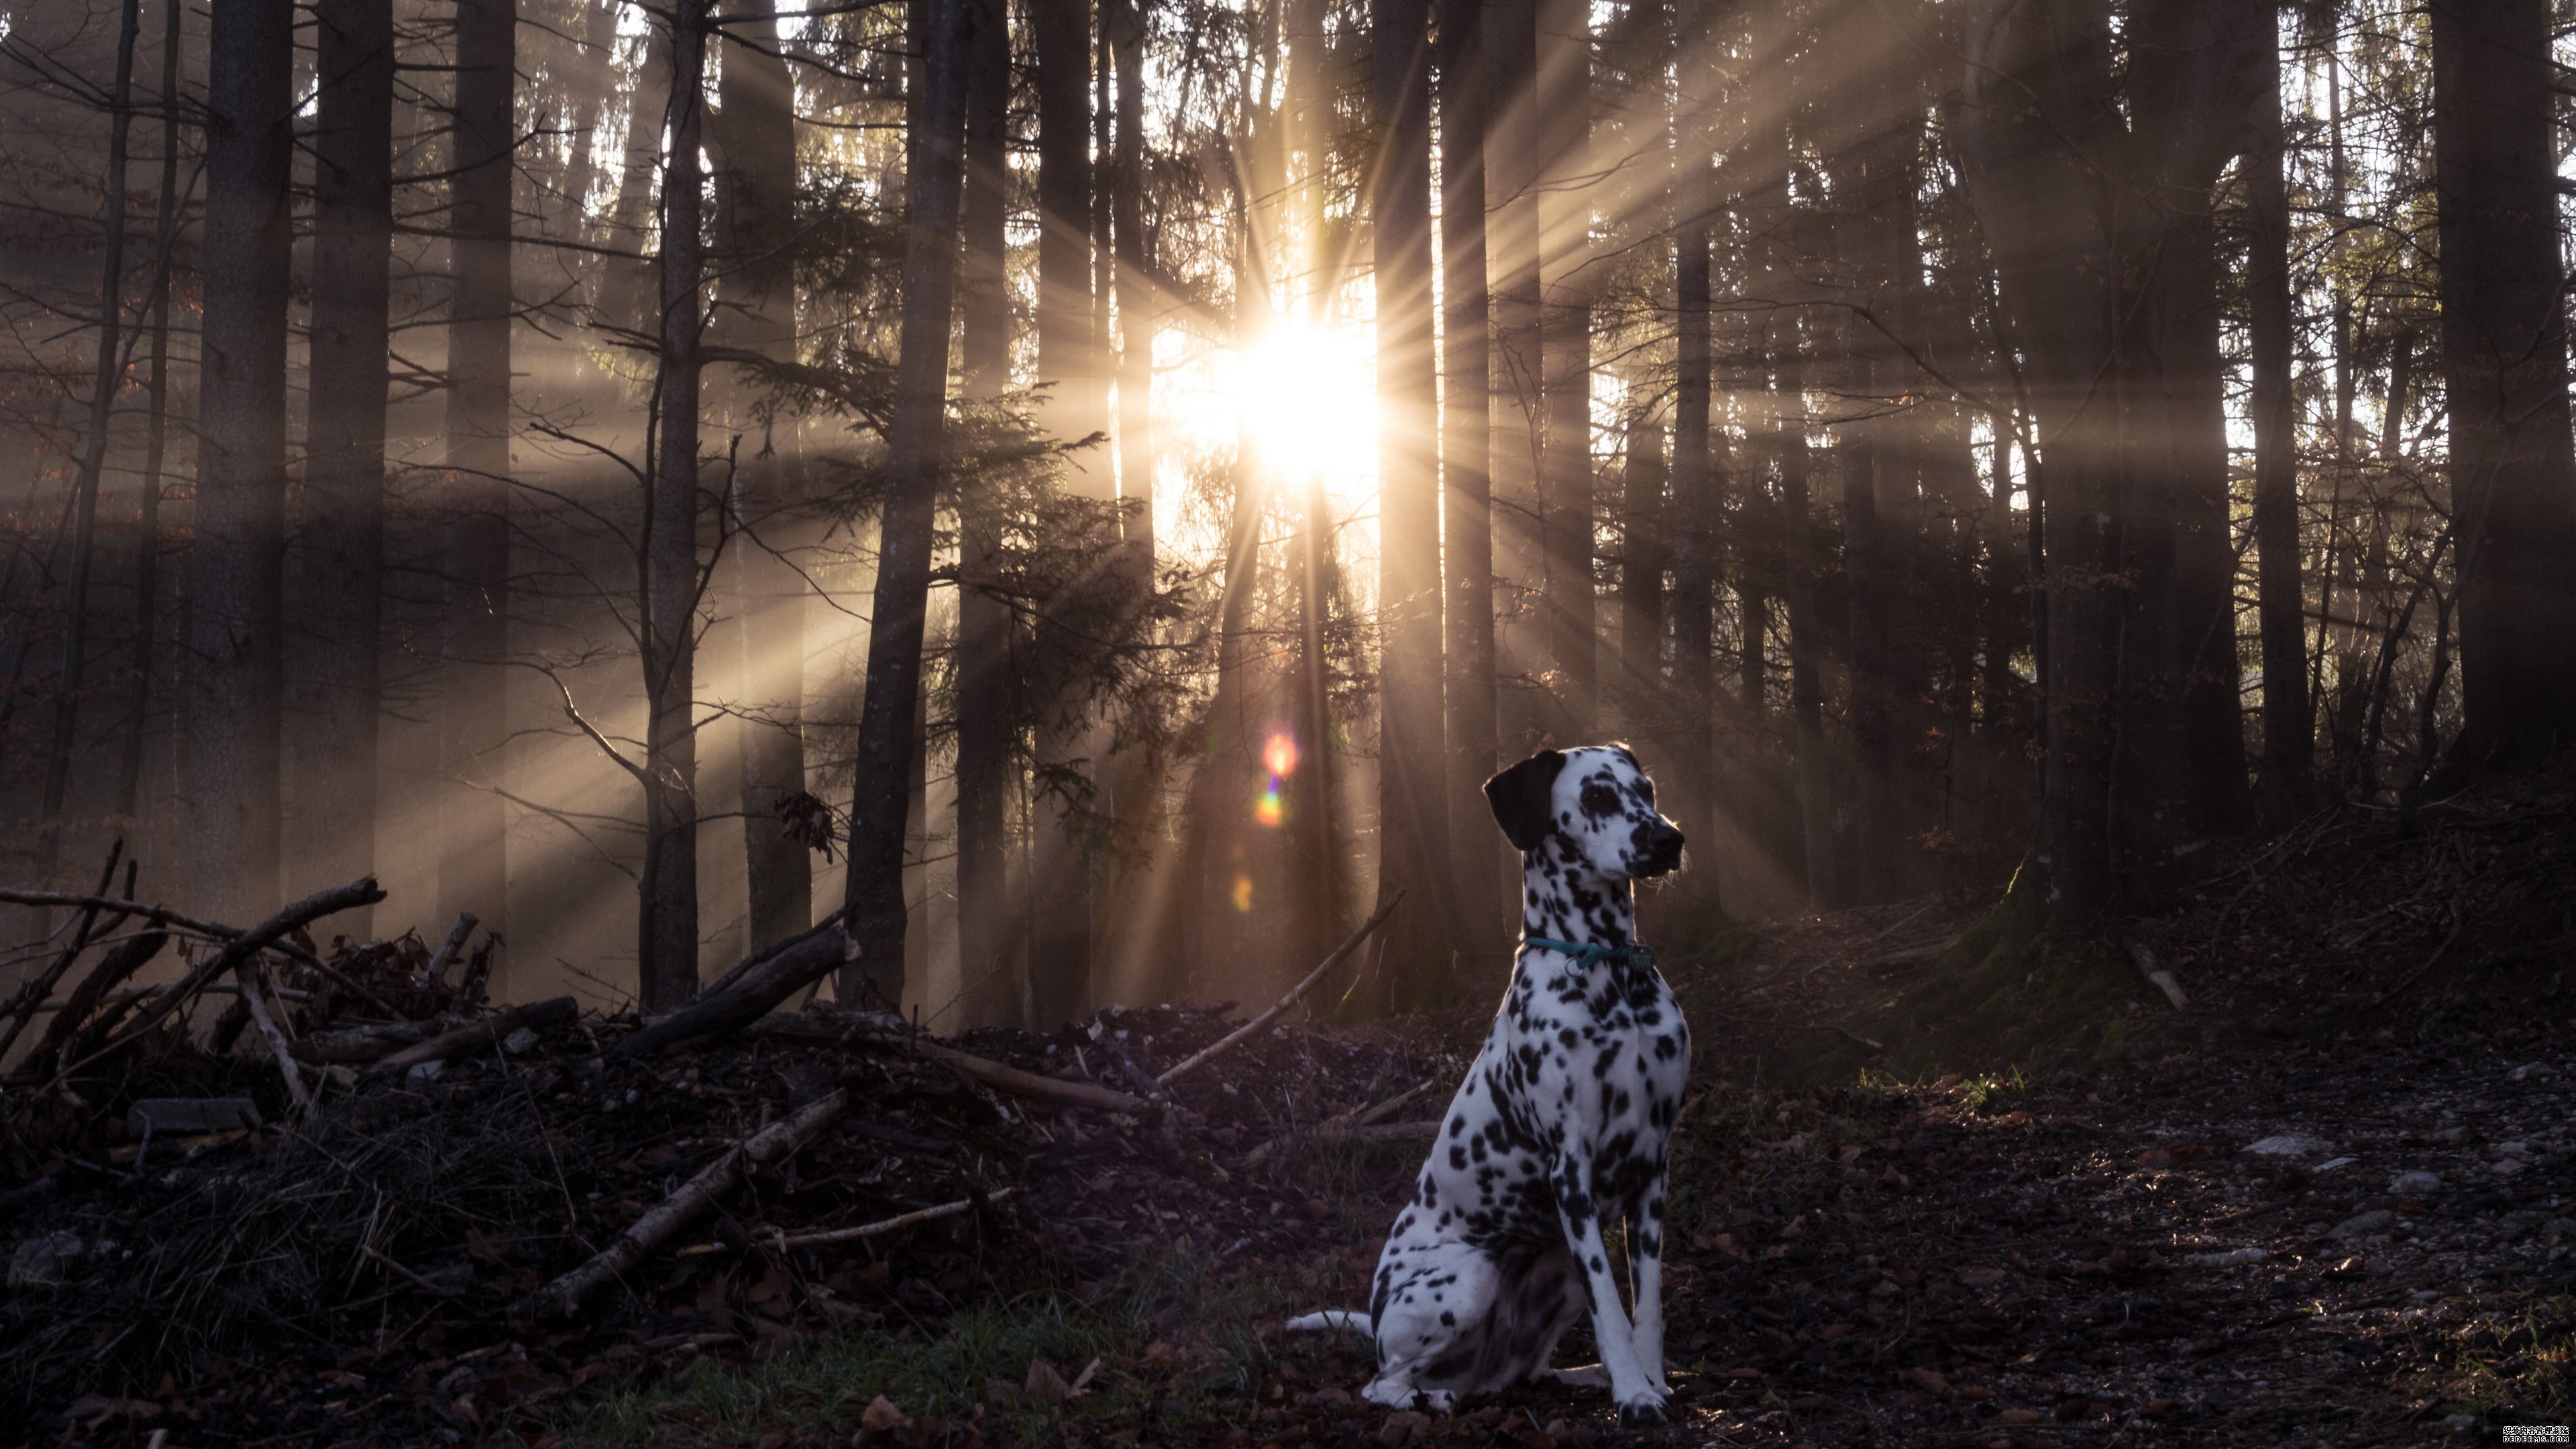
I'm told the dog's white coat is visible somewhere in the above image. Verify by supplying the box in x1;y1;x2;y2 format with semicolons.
1289;746;1691;1424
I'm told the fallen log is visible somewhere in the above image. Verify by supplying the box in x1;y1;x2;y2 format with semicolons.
1156;890;1405;1087
513;1089;849;1321
367;996;578;1076
610;917;852;1058
742;1011;1150;1114
48;878;388;1084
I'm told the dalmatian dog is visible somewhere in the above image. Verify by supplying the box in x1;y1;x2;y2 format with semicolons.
1287;745;1690;1424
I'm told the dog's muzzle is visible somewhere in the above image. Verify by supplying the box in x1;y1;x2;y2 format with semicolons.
1635;821;1686;877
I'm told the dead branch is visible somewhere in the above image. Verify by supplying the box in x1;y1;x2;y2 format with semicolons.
739;1010;1153;1112
1249;1120;1442;1166
47;878;388;1085
773;1185;1017;1248
0;885;402;1015
513;1089;849;1321
22;930;165;1078
1245;1077;1442;1167
610;916;853;1058
235;960;312;1116
423;912;479;984
367;996;578;1076
1157;890;1406;1087
292;1016;448;1064
0;844;127;1059
2121;936;2192;1010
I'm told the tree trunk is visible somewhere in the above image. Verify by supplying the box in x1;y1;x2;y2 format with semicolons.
1617;407;1666;739
2431;0;2576;765
188;0;295;922
843;0;973;1002
714;7;812;953
1111;0;1151;557
1438;0;1501;951
440;0;514;957
117;0;185;824
2246;14;2310;828
954;0;1017;1026
1027;0;1097;1028
1372;0;1452;1005
1487;0;1546;757
38;0;143;888
298;0;392;940
1668;0;1715;867
639;0;709;1014
1535;0;1593;740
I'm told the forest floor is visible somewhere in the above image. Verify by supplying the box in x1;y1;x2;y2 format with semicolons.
4;771;2572;1449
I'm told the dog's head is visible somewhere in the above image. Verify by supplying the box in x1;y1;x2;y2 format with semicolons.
1483;745;1686;881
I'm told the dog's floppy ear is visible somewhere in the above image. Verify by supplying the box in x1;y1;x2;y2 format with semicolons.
1484;750;1567;853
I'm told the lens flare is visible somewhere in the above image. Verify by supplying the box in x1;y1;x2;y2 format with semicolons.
1263;733;1299;779
1255;785;1283;827
1231;874;1255;912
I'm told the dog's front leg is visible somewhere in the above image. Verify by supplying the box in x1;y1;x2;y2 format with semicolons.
1630;1171;1670;1393
1552;1155;1666;1424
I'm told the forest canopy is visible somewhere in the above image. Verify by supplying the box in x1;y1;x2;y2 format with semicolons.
0;0;2571;1029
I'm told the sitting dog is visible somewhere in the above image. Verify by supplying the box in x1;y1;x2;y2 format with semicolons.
1287;745;1690;1424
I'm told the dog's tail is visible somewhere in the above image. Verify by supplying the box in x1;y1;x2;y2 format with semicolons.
1283;1310;1370;1334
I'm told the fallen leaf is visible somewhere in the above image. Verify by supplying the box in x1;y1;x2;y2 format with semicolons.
66;1397;160;1427
1996;1112;2030;1127
1067;1356;1103;1396
1695;1231;1748;1260
1779;1214;1808;1240
1024;1359;1073;1406
2136;1148;2173;1169
2008;1251;2031;1270
2055;1397;2090;1421
1909;1366;1949;1393
1955;1385;1996;1402
1379;1410;1432;1445
1933;1073;1963;1091
1999;1408;2043;1425
862;1396;909;1434
985;1377;1019;1408
2143;1398;2176;1415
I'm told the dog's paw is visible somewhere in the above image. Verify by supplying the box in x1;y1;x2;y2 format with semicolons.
1362;1379;1424;1411
1615;1390;1670;1427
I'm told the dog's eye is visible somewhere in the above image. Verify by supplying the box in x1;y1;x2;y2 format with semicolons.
1580;784;1618;816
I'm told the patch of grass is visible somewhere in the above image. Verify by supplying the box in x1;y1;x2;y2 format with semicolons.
554;1245;1303;1449
2420;1293;2576;1419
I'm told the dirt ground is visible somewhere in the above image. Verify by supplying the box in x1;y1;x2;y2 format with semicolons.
5;779;2572;1448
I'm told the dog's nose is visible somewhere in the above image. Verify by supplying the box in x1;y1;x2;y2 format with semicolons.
1644;820;1685;871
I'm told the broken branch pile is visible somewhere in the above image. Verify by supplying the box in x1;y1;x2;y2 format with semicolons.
0;889;1450;1443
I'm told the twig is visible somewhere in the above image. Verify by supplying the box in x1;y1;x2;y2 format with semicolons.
740;1010;1153;1113
2370;914;2467;1012
1157;890;1406;1087
361;1242;462;1297
0;842;125;1058
770;1186;1017;1248
235;959;313;1116
513;1089;847;1321
1244;1077;1441;1167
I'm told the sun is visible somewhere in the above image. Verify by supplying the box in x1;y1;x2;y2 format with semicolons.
1237;322;1378;496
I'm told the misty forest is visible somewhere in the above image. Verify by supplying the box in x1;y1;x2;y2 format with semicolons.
1;0;2575;1443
